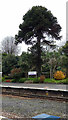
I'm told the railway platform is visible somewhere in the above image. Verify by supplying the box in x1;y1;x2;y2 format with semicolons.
0;83;68;101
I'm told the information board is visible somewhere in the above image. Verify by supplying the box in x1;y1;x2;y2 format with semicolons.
28;71;37;76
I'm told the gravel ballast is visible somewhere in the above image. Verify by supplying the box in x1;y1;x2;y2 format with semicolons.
2;95;68;119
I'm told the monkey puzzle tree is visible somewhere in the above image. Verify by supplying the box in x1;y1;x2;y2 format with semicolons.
15;6;62;77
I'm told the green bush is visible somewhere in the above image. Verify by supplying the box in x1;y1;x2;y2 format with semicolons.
11;78;27;83
44;78;68;84
4;75;13;79
11;79;19;83
64;78;68;84
18;77;40;83
33;78;40;83
7;75;13;79
19;78;26;83
27;77;36;81
44;78;58;83
3;75;8;79
2;77;5;82
11;77;40;83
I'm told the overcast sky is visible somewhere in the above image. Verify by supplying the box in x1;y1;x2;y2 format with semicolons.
0;0;67;53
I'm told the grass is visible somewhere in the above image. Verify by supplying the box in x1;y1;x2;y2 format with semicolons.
44;78;68;84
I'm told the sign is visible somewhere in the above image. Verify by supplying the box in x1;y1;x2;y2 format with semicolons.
28;71;37;76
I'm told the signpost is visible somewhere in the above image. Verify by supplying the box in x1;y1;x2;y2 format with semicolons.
28;71;37;78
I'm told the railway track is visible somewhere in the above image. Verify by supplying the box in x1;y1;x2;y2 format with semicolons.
15;94;68;102
26;95;68;102
1;86;68;102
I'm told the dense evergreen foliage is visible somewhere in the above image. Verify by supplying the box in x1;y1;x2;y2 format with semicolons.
2;47;67;79
15;6;62;76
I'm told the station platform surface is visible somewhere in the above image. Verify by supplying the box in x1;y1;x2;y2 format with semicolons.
0;82;68;92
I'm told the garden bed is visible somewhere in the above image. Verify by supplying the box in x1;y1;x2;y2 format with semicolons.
2;77;68;84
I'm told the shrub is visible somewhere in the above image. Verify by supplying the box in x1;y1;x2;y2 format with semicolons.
33;78;40;83
11;79;17;83
54;71;66;80
5;75;13;79
11;78;26;83
19;78;26;83
40;75;45;83
10;68;22;79
2;77;5;82
3;75;8;79
5;80;11;82
28;77;36;81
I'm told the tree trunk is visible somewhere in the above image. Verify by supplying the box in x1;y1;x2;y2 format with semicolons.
50;67;53;79
37;37;41;77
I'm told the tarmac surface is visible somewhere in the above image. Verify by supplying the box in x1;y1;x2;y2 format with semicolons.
0;82;68;91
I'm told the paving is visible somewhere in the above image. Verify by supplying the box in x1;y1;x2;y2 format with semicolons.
0;82;68;91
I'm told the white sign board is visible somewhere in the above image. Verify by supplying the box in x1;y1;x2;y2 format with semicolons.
28;71;37;76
